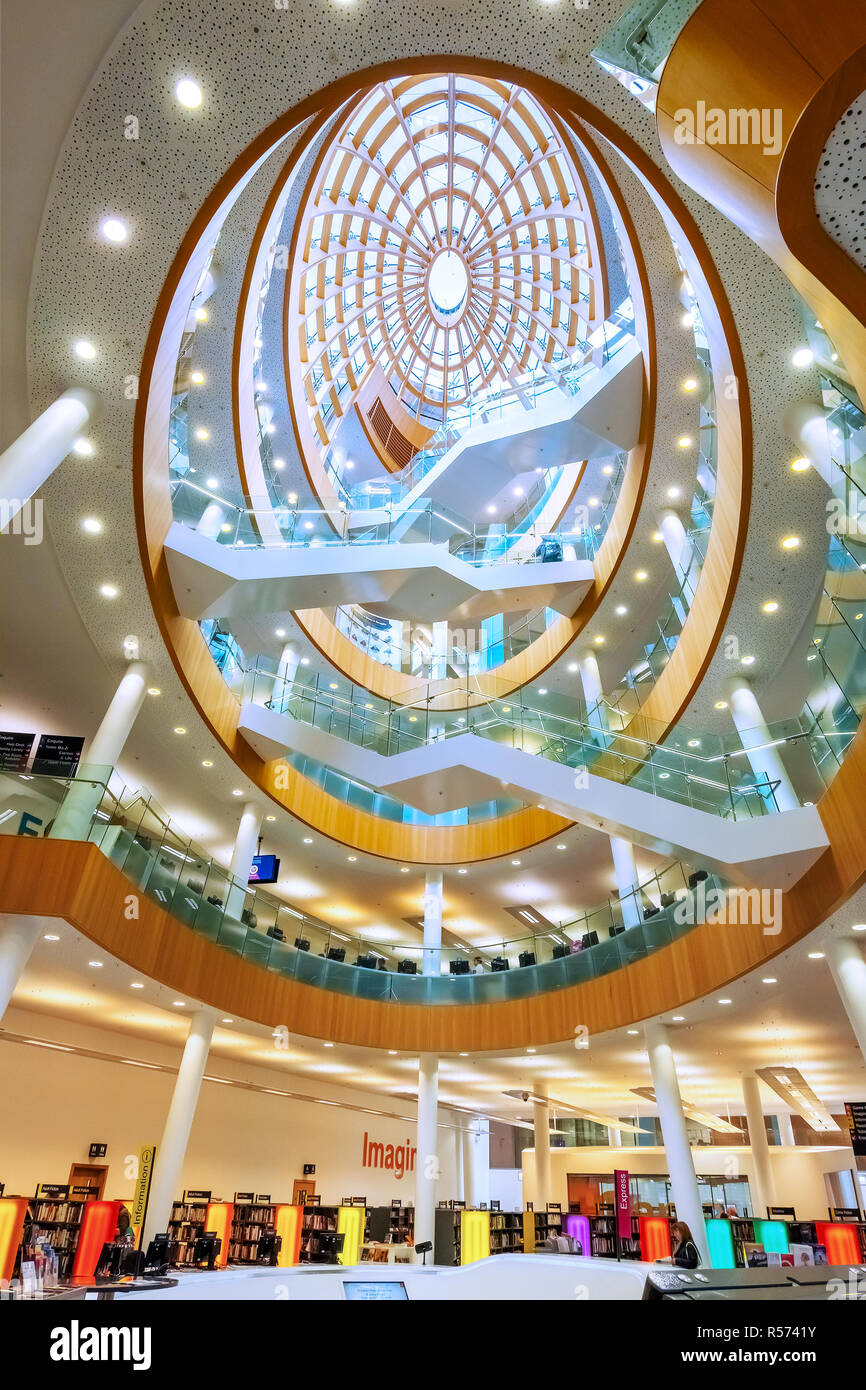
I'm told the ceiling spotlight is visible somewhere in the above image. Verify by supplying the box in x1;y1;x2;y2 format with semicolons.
194;306;208;322
231;789;243;797
556;843;567;850
275;628;286;638
635;569;648;582
807;951;825;960
615;605;628;616
593;635;605;645
347;855;357;862
73;438;94;457
567;661;578;673
687;738;700;748
762;977;777;984
627;1029;639;1035
651;530;663;543
538;688;547;696
88;960;103;969
174;726;186;735
190;370;205;385
512;859;522;867
274;458;286;470
43;934;60;942
740;654;755;666
791;347;814;368
791;457;810;473
303;837;313;844
201;759;213;767
762;600;779;614
602;464;613;476
265;815;276;822
175;78;203;108
681;311;695;328
81;516;102;534
74;339;97;360
130;982;144;989
682;377;698;392
667;486;681;500
457;868;468;875
195;427;210;442
781;535;800;550
852;923;866;933
99;583;118;598
100;217;129;243
677;436;693;449
714;700;728;710
718;998;732;1005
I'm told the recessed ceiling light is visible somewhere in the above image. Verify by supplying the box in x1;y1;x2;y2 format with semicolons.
81;516;102;534
556;843;567;850
512;859;522;866
100;216;129;243
275;628;286;638
627;1029;639;1035
682;377;698;392
781;535;800;550
651;530;663;543
567;662;578;673
807;951;824;959
43;934;59;942
486;504;496;515
457;868;468;874
588;497;599;507
635;570;648;582
74;339;96;360
672;1015;685;1021
231;789;243;797
273;457;286;470
400;866;409;873
190;370;205;385
714;700;728;710
300;657;310;666
201;759;213;767
526;1048;536;1054
265;815;276;822
195;427;210;442
538;688;547;695
172;1000;186;1007
459;1052;469;1058
175;77;203;108
88;960;103;968
195;306;208;322
147;687;161;698
222;1018;233;1024
852;923;866;932
99;583;118;598
602;464;613;476
174;726;186;735
791;347;814;368
718;998;732;1005
681;311;694;328
615;605;628;616
667;485;681;499
740;654;755;666
762;977;777;984
324;1042;335;1048
73;438;94;457
659;771;670;779
303;837;313;844
388;1050;398;1056
347;855;357;862
205;477;219;490
791;456;810;473
687;738;700;748
762;600;779;614
593;634;605;646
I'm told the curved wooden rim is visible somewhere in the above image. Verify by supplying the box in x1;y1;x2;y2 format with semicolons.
135;56;749;863
0;835;839;1051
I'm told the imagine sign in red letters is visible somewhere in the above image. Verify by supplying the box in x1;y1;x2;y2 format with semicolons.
362;1132;417;1181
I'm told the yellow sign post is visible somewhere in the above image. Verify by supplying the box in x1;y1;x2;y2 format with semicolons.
131;1144;157;1249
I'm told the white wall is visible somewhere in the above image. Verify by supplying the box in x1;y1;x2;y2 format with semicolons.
522;1144;857;1221
0;1008;459;1208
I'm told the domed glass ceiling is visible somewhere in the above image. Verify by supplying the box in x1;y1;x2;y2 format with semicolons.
289;73;607;453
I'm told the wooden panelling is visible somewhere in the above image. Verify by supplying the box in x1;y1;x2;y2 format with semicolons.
0;835;841;1051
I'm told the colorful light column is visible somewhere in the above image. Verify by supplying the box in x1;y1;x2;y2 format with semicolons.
204;1202;234;1268
753;1218;789;1255
565;1213;591;1256
274;1205;304;1267
816;1221;862;1264
337;1205;365;1265
72;1200;123;1279
460;1210;490;1264
706;1218;737;1269
0;1198;29;1283
639;1215;672;1262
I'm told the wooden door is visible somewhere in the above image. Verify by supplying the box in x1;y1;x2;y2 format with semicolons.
68;1164;108;1200
292;1179;315;1205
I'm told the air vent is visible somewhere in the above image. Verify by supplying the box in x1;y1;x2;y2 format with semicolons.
368;398;418;469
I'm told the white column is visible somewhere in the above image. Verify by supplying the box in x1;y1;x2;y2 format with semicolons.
777;1112;796;1147
727;677;800;812
607;1125;623;1149
610;834;643;928
826;936;866;1063
452;1124;464;1204
658;508;700;605
49;661;150;841
143;1007;216;1247
533;1084;551;1211
462;1124;476;1206
414;1053;439;1253
196;501;227;539
0;916;52;1021
472;1118;491;1208
226;802;262;919
577;648;609;740
742;1074;777;1218
0;388;97;531
258;644;299;712
645;1019;710;1266
423;870;443;977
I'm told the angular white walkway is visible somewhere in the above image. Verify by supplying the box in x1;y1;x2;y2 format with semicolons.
238;700;828;889
348;338;644;529
164;522;594;624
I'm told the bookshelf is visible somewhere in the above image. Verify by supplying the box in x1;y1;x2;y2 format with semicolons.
526;1209;563;1251
589;1213;642;1259
27;1197;86;1278
489;1211;524;1254
388;1203;414;1245
168;1200;207;1266
228;1202;276;1264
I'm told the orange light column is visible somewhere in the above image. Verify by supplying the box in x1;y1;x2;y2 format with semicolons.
204;1202;234;1268
0;1198;29;1283
72;1200;123;1279
816;1221;862;1265
274;1205;303;1267
639;1215;672;1263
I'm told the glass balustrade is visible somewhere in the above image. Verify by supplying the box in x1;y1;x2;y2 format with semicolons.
0;766;724;1005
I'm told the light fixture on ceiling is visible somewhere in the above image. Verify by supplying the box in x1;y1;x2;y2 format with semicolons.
667;485;681;499
147;687;161;697
791;347;814;368
682;377;698;392
231;789;243;797
175;77;203;108
73;438;94;457
88;960;103;968
762;977;777;984
615;605;628;616
191;370;205;385
714;700;728;710
635;570;648;582
81;516;102;534
74;339;96;360
195;428;210;442
99;583;118;598
781;535;801;550
740;655;755;666
194;306;208;322
852;923;866;933
174;726;186;735
275;628;286;638
677;436;693;449
762;600;779;613
100;216;129;243
791;456;810;472
43;934;59;942
718;998;732;1005
201;759;213;767
755;1065;840;1131
807;950;824;959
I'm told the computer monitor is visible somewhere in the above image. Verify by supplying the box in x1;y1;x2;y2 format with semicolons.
491;957;509;971
192;1232;221;1269
397;959;417;974
143;1233;173;1275
326;946;346;963
356;954;377;969
449;959;470;975
249;853;280;884
342;1280;409;1300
